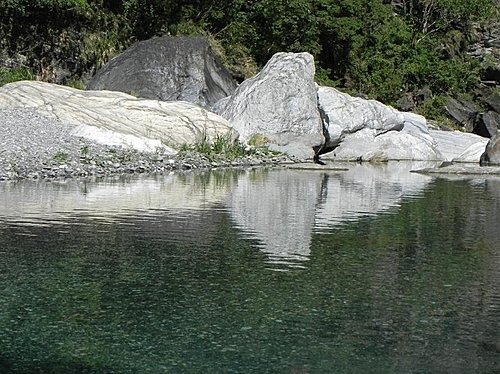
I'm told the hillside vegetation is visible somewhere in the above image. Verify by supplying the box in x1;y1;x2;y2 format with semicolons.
1;0;498;122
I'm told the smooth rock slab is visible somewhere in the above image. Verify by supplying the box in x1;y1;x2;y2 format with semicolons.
216;52;324;159
429;130;488;162
322;126;441;162
318;86;405;149
0;81;236;152
413;164;500;175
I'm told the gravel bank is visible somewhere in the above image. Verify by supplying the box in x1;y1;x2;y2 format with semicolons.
0;108;297;181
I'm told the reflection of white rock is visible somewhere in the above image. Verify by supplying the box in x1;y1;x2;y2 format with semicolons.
0;173;234;224
314;162;435;230
229;169;324;267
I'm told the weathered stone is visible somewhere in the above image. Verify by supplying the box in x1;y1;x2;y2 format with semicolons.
429;130;488;162
216;52;324;159
318;87;444;161
321;125;440;162
474;111;500;138
445;96;480;131
484;91;500;114
86;36;238;109
317;86;405;152
0;81;236;152
480;133;500;165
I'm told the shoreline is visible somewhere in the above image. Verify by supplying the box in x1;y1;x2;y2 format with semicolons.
0;108;299;182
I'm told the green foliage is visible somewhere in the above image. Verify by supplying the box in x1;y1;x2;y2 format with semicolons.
0;67;35;86
179;133;279;162
180;134;249;161
1;0;497;121
1;0;91;14
53;151;69;163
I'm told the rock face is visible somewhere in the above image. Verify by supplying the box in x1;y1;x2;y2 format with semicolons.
0;81;236;152
430;130;489;162
215;52;324;159
445;96;480;132
318;86;405;150
480;133;500;165
318;87;440;161
86;36;238;109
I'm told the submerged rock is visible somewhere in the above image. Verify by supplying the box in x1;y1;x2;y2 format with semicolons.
0;81;236;152
86;36;238;109
215;52;324;159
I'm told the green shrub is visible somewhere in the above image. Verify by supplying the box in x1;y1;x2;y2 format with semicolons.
0;67;35;86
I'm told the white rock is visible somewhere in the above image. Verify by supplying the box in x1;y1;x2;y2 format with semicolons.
322;127;441;161
217;52;324;159
429;130;488;162
0;81;236;152
318;86;405;146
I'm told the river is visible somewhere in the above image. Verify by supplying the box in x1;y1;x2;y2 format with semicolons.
0;162;499;372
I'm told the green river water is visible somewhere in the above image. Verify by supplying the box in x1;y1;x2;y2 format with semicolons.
0;163;499;373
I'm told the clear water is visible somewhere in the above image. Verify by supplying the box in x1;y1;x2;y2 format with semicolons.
0;163;499;373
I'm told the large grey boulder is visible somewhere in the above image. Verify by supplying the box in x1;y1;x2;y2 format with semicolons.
86;36;238;109
317;85;490;162
215;52;324;159
0;81;236;152
480;133;500;165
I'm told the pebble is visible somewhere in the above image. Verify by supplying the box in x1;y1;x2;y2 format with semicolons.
0;108;300;181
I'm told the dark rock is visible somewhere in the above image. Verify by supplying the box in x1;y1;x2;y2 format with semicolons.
474;111;500;138
483;91;500;113
86;36;238;108
396;93;415;111
414;88;432;104
445;96;480;132
481;64;500;84
480;133;500;166
396;88;432;111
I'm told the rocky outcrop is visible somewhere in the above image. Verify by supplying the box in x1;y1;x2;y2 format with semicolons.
318;87;440;161
480;133;500;165
318;86;405;153
314;84;493;162
429;130;489;162
0;81;236;152
474;112;500;138
445;96;480;132
214;52;325;159
86;36;238;109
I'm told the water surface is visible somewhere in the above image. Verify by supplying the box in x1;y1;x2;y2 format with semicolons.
0;163;499;372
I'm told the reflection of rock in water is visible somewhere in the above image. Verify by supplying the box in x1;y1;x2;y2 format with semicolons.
315;162;434;230
0;171;239;248
229;162;434;270
229;169;324;269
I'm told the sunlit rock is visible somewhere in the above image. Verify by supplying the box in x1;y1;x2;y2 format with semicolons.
318;87;440;161
0;81;236;152
215;52;324;159
429;130;488;162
